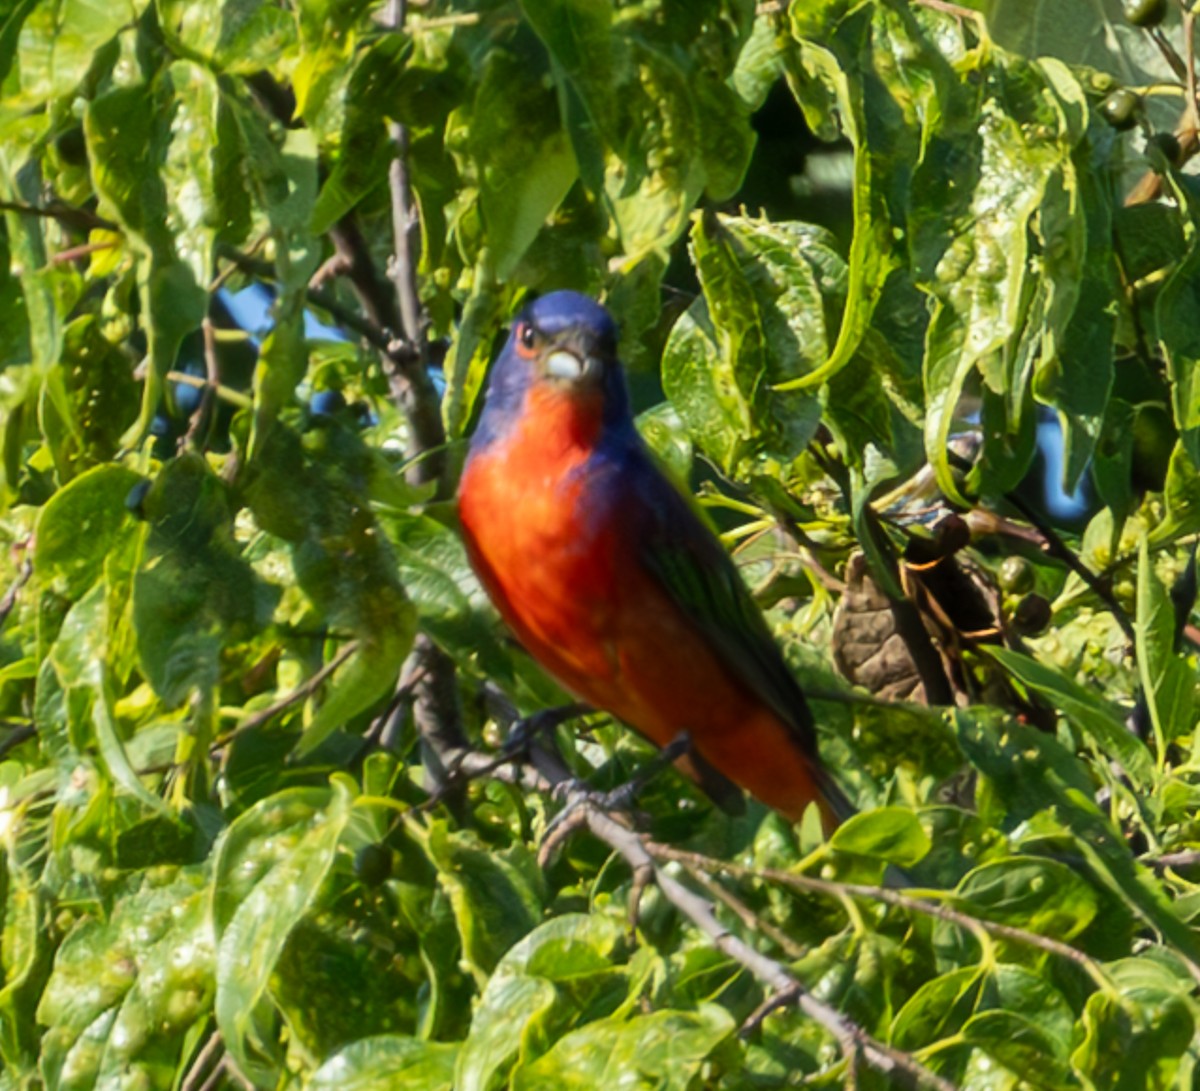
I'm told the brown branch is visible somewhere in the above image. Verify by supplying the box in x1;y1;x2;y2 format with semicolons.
911;0;984;22
0;553;33;631
373;0;467;780
50;240;117;265
1125;13;1200;206
0;723;36;762
397;635;467;793
216;245;402;357
181;317;220;452
396;740;953;1087
647;844;1114;992
0;198;116;233
686;864;807;960
180;1031;224;1091
576;800;959;1091
373;0;448;494
1146;849;1200;870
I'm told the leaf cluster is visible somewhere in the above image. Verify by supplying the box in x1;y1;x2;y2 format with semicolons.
1;0;1200;1089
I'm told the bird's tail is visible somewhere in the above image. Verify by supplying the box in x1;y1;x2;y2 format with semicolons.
814;766;858;833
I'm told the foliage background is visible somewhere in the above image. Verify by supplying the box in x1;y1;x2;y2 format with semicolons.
1;0;1200;1087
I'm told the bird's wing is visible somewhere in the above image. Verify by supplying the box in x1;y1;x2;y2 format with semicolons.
633;470;857;824
632;464;819;753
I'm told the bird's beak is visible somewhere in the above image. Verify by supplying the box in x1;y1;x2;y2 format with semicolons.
545;349;588;381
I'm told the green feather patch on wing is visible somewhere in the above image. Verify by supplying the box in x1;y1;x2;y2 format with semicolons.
638;488;820;757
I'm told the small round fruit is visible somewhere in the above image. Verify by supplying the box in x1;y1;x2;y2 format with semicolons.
1122;0;1167;27
1099;89;1140;131
1147;131;1181;166
1011;593;1052;635
310;389;347;417
125;479;152;519
998;556;1035;595
173;379;204;417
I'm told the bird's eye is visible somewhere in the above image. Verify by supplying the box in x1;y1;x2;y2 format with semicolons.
519;323;537;351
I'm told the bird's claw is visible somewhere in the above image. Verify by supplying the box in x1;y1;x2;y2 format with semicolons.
503;702;589;758
538;733;695;865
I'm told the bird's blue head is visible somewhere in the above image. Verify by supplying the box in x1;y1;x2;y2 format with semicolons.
470;291;631;452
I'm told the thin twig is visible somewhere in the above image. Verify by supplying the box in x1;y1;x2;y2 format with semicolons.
376;0;466;786
180;1031;224;1091
686;864;808;960
216;246;404;357
0;723;36;762
212;640;360;749
181;317;220;452
1126;12;1200;206
579;801;958;1091
0;554;33;630
1146;849;1200;869
911;0;987;27
0;198;116;233
648;844;1114;992
50;240;117;265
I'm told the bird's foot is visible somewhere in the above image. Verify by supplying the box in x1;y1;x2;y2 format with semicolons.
502;702;590;760
538;733;695;865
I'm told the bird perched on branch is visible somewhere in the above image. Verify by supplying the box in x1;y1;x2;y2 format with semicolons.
458;291;854;831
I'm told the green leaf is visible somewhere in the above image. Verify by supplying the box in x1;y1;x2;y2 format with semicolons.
50;582;170;815
457;976;560;1091
956;856;1098;942
36;870;213;1091
159;60;250;287
35;463;141;600
309;36;405;235
0;155;72;375
830;806;930;866
787;1;943;391
12;0;137;108
155;0;296;74
241;424;416;757
511;1005;736;1091
521;0;755;259
1071;959;1196;1091
468;41;577;279
961;1009;1073;1090
213;779;354;1086
1135;537;1193;750
662;213;827;476
0;878;53;1072
428;824;543;981
86;82;208;443
1031;59;1116;492
309;1036;458;1091
133;455;271;707
957;708;1200;973
984;645;1154;790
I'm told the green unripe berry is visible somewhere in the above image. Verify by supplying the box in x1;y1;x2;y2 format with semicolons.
1099;89;1140;131
998;556;1035;595
1122;0;1167;27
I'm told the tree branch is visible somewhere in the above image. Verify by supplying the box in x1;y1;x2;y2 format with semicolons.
647;843;1116;992
575;799;959;1091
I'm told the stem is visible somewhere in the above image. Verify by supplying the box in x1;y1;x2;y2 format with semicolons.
578;802;960;1091
647;843;1116;994
212;640;360;749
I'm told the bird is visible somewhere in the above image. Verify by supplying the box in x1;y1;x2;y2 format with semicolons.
457;290;855;831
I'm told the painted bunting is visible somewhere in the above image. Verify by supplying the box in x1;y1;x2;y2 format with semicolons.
458;291;854;830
